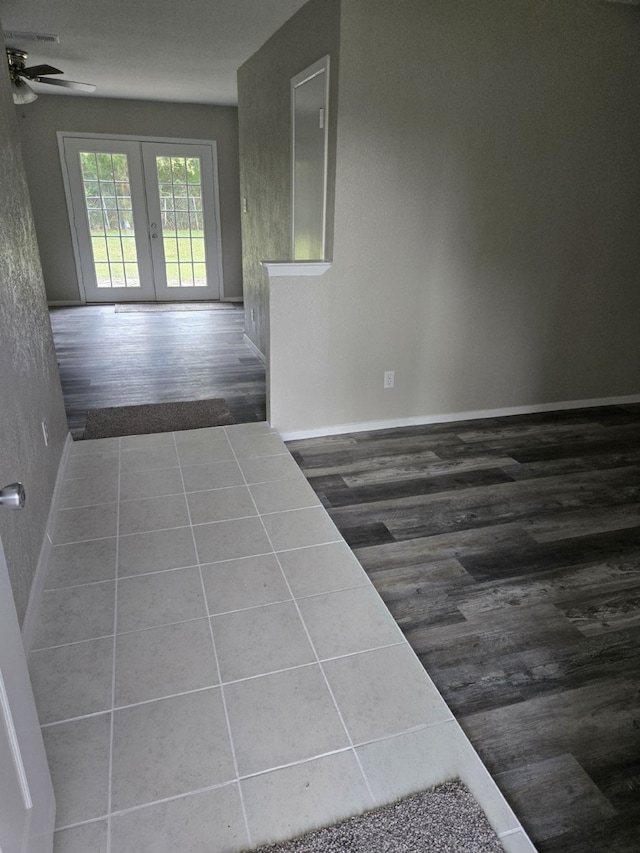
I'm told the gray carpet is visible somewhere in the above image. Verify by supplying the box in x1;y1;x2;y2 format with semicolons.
250;782;504;853
114;302;238;312
82;399;235;439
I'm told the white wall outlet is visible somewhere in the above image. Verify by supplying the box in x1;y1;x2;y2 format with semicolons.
251;308;255;322
384;370;395;389
41;419;49;447
242;197;248;214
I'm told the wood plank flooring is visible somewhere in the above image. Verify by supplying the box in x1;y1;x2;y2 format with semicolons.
287;405;640;853
49;305;266;438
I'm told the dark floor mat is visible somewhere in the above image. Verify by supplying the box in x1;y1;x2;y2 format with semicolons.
82;398;235;439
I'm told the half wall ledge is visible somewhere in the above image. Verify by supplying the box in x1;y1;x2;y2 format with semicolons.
262;261;332;277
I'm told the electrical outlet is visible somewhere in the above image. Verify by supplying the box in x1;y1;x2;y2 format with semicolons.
251;308;255;322
41;420;49;447
384;370;395;389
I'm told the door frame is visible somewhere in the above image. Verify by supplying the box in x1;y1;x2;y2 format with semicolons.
57;132;225;303
0;533;55;853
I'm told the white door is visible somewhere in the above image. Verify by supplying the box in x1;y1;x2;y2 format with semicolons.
0;535;55;853
62;137;156;302
60;135;222;302
141;142;222;301
291;57;330;261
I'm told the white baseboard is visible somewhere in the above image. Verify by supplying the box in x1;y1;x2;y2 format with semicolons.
243;333;266;365
21;432;73;654
49;299;243;306
278;393;640;441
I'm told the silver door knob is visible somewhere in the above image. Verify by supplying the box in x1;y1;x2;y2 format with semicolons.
0;483;25;510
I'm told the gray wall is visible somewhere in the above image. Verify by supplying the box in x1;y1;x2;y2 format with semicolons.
0;25;69;623
237;0;341;355
266;0;640;433
16;96;243;302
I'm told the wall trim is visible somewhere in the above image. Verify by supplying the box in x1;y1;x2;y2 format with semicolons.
277;393;640;441
47;300;85;307
243;333;266;364
262;261;332;277
21;432;73;654
49;298;242;307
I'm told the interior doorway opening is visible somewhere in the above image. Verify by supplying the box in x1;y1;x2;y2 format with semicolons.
49;304;266;439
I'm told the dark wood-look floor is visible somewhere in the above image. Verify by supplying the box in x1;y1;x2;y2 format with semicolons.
49;305;266;438
287;405;640;853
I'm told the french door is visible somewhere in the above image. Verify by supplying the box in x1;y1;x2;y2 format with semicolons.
60;135;222;302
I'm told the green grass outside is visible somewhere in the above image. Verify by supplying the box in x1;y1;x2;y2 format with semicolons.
92;230;207;288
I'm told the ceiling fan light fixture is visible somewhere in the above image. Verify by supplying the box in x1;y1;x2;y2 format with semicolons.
11;76;38;105
6;46;95;101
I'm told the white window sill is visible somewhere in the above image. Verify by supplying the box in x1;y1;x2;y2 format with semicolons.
262;261;332;277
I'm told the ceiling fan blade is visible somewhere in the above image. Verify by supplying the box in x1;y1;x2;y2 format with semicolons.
35;77;96;92
22;63;63;77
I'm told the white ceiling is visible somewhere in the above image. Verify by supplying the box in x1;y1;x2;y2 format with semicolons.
1;0;309;105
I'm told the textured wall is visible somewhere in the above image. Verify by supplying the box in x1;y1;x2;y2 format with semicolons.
269;0;640;433
16;96;243;302
0;41;69;623
237;0;340;356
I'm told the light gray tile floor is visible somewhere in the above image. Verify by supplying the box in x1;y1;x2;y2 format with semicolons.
31;423;534;853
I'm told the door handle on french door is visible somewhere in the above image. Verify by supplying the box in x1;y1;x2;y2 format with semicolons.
0;483;25;510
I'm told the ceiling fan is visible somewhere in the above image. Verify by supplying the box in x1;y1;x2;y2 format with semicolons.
6;48;96;104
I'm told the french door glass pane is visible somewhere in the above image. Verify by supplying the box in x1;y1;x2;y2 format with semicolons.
156;156;207;288
79;152;141;288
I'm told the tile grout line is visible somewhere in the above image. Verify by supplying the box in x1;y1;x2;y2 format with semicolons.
43;571;186;595
33;574;375;654
499;827;526;839
40;639;410;729
49;526;343;554
106;435;122;853
43;539;370;596
173;430;254;848
226;430;378;808
31;631;116;654
54;523;343;550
